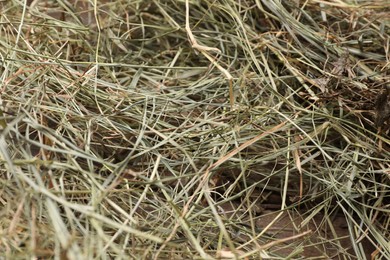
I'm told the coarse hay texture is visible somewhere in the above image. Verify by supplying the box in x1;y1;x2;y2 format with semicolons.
0;0;389;259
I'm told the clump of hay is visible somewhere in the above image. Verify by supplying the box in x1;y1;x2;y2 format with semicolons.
1;0;389;259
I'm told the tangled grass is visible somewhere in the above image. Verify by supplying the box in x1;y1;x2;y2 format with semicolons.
1;0;389;259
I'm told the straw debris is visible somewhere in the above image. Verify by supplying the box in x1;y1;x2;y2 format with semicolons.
1;0;389;259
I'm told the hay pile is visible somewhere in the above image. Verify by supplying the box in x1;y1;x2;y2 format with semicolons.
1;0;389;259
